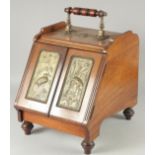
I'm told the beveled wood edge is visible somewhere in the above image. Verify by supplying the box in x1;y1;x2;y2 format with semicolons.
15;43;37;104
34;21;66;42
83;54;107;123
38;39;105;53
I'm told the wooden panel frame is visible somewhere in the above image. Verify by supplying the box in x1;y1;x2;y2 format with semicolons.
50;48;106;124
15;42;67;114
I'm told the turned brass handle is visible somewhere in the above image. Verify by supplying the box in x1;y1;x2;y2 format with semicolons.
64;7;107;39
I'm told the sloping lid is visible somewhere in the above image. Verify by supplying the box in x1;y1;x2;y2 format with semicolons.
38;22;121;52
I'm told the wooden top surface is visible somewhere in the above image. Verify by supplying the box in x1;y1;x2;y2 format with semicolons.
38;22;121;52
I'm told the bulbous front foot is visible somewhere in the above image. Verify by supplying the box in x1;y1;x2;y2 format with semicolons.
22;121;34;135
81;139;95;154
123;108;135;120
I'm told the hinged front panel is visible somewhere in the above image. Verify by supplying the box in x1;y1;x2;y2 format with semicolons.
26;51;60;103
57;56;94;111
15;42;67;114
50;48;106;124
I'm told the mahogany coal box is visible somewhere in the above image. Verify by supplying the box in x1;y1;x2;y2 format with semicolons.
15;7;139;154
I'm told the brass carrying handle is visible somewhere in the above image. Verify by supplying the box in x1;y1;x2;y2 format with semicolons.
64;7;107;39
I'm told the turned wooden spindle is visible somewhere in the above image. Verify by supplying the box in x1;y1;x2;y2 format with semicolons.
81;139;95;154
22;121;34;135
123;108;135;120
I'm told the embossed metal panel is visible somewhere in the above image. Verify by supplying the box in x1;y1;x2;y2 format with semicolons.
26;51;60;103
57;57;94;111
15;42;67;114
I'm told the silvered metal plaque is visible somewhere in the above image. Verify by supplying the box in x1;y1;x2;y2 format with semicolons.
26;50;60;103
57;56;93;111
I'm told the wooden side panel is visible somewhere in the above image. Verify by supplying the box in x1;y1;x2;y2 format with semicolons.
88;31;139;129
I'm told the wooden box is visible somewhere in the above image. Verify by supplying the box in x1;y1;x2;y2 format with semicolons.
14;7;139;154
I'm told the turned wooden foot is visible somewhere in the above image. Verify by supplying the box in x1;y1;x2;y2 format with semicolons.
22;121;34;135
81;139;95;154
123;108;135;120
